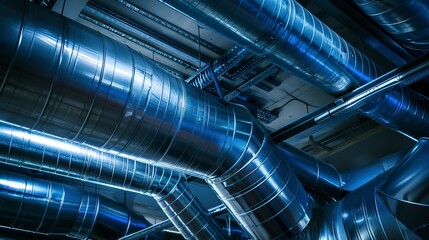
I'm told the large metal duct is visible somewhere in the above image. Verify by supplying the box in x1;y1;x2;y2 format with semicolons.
353;0;429;51
163;0;363;95
0;121;226;240
160;0;429;139
0;170;152;239
299;138;429;239
0;1;311;239
378;138;429;238
277;143;404;200
299;179;420;240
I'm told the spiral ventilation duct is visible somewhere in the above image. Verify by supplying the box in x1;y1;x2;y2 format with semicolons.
0;170;152;239
160;0;429;140
0;121;226;240
299;138;429;239
353;0;429;51
0;1;311;239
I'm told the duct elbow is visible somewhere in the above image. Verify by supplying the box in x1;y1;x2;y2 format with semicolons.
156;177;228;240
207;107;312;239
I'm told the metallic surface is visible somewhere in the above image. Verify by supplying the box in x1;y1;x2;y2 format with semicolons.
277;143;343;199
0;170;150;239
161;0;429;140
341;151;404;191
317;0;417;66
82;3;209;67
187;46;250;89
272;53;429;142
299;139;429;239
78;13;198;71
120;204;228;240
223;64;279;101
112;0;224;55
161;0;377;95
378;138;429;238
120;219;172;240
278;144;404;200
299;179;420;240
354;0;429;51
0;121;226;240
0;1;311;238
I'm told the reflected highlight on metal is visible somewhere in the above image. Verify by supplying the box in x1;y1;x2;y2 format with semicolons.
0;170;151;239
0;1;311;239
0;120;226;240
161;0;429;140
299;138;429;239
277;143;343;199
161;0;378;95
187;46;251;89
354;0;429;51
378;138;429;238
277;143;404;200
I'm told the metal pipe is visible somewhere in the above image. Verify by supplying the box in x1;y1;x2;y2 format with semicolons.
378;138;429;238
277;143;405;200
120;219;172;240
0;170;151;239
0;1;311;238
0;120;226;240
121;204;228;240
160;0;380;95
299;138;429;239
271;53;429;142
78;14;198;71
112;0;224;55
277;142;343;199
160;0;429;140
354;0;429;51
299;178;420;239
82;3;210;66
187;46;251;89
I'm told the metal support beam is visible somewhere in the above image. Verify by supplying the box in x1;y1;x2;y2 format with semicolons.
223;65;279;101
83;3;211;65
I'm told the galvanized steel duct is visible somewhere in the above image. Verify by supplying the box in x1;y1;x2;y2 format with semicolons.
277;143;404;200
353;0;429;51
0;121;226;240
161;0;376;95
160;0;429;140
0;170;151;240
299;179;420;240
299;138;429;239
378;138;429;238
0;1;311;239
277;143;343;199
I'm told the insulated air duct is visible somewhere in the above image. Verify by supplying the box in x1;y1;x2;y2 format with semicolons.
0;121;226;240
353;0;429;51
0;1;311;239
299;138;429;239
160;0;429;139
0;170;151;239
